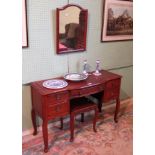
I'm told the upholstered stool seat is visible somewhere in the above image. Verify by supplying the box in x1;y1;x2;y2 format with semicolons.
70;97;98;142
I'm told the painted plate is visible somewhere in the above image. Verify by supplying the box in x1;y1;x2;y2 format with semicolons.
42;79;68;89
64;73;88;81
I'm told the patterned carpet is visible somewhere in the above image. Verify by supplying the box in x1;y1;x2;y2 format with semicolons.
22;100;133;155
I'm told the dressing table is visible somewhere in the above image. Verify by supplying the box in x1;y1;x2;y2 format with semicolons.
31;70;122;152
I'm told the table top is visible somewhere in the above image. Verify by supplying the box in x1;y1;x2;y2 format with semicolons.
31;70;122;95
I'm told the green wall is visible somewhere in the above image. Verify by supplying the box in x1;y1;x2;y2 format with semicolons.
22;0;133;130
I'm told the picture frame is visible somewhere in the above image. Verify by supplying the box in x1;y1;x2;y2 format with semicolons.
101;0;133;42
22;0;28;47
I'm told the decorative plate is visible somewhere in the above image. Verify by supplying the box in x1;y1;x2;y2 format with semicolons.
42;79;68;89
64;73;88;81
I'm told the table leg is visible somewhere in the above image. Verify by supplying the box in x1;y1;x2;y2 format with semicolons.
92;92;103;113
114;98;120;123
70;113;74;142
60;117;63;130
81;113;84;122
97;92;103;113
93;108;98;132
31;109;37;135
98;100;102;113
42;120;48;153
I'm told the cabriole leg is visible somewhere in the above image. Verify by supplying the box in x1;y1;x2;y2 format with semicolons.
70;113;74;142
31;109;37;135
42;120;48;153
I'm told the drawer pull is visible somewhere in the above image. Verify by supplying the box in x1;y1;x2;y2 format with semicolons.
49;101;66;107
56;95;61;100
99;86;103;91
55;105;61;112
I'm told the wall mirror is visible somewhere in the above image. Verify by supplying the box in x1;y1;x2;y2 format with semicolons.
56;4;88;54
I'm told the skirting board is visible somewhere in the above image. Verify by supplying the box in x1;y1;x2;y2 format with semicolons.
22;98;133;137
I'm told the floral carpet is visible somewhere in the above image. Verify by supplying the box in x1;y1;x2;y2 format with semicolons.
23;100;133;155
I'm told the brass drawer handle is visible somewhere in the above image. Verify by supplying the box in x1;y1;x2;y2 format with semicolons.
55;105;61;112
56;95;61;100
99;86;103;91
49;101;66;107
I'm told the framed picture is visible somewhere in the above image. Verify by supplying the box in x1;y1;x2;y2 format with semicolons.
101;0;133;42
22;0;28;47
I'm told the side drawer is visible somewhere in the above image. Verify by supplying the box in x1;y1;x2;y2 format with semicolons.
103;79;121;101
105;79;120;90
46;91;69;106
70;85;104;98
48;101;70;118
104;88;120;101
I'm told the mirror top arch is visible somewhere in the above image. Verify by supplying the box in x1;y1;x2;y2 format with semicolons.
57;4;87;11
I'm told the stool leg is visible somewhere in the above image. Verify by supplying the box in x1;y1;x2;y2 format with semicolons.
70;113;74;142
114;98;120;123
93;108;98;132
60;117;63;130
81;113;84;122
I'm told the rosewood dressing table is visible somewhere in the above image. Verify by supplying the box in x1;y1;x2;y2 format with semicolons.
31;70;122;152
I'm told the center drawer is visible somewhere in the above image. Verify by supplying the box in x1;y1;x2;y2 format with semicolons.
70;85;104;98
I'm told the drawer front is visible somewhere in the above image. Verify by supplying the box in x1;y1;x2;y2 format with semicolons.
70;85;104;98
48;102;69;118
46;91;69;106
104;88;120;101
106;79;120;90
104;79;121;101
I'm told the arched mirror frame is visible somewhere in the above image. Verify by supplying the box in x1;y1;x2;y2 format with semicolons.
56;4;88;54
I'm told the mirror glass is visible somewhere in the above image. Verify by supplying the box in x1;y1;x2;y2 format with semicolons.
56;4;88;54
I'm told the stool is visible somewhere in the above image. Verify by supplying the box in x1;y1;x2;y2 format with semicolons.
70;97;98;142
